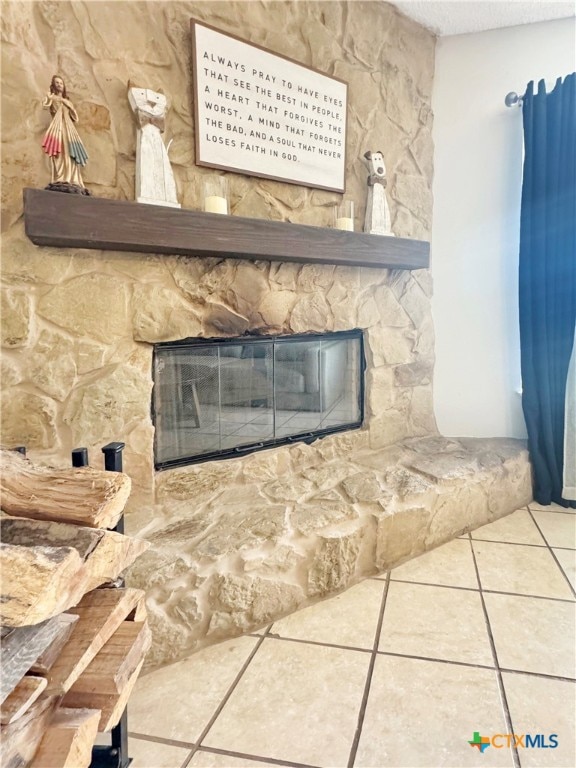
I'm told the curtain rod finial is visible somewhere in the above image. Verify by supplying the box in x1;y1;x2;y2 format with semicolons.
505;91;522;107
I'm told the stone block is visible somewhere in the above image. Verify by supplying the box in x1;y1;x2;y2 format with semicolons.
291;501;359;536
366;327;416;366
296;264;335;293
0;390;58;449
243;545;304;574
1;289;32;348
202;300;250;336
28;330;77;401
157;462;241;502
127;549;193;591
290;293;334;333
369;410;411;449
373;505;430;570
257;290;298;331
76;339;107;374
374;284;411;327
192;506;288;560
341;472;385;502
37;273;129;343
264;476;315;503
1;356;22;388
210;574;303;626
394;360;433;387
308;521;364;596
144;602;198;669
226;263;270;319
62;363;151;445
132;284;201;342
426;484;489;548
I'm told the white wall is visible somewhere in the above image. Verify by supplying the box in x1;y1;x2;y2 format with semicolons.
431;18;576;438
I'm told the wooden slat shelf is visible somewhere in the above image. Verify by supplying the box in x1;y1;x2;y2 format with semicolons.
23;188;429;270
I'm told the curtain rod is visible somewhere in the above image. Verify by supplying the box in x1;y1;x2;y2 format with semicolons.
505;91;523;107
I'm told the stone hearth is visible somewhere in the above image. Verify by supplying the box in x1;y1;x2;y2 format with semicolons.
129;434;530;668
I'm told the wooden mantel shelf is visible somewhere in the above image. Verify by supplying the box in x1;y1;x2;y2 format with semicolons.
23;188;429;271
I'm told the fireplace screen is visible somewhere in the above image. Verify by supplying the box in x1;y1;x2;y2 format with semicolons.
153;330;364;469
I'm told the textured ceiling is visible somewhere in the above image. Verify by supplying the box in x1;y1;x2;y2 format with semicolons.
391;1;576;36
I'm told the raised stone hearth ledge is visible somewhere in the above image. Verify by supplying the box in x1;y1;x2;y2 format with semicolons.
127;435;532;669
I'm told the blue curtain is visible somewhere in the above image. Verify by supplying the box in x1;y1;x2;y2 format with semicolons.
519;73;576;508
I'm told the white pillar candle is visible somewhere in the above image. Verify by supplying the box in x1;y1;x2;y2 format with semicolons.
205;195;228;215
335;217;354;231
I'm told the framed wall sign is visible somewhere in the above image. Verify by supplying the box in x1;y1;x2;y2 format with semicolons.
191;20;348;192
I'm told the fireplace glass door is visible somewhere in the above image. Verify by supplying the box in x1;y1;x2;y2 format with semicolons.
153;330;364;468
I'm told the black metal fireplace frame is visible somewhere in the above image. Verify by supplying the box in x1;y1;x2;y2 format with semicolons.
152;329;365;470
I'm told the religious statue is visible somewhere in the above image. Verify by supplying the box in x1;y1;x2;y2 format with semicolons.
128;83;180;208
363;150;394;236
41;75;90;195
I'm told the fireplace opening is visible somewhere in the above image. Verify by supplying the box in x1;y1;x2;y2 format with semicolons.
153;330;365;469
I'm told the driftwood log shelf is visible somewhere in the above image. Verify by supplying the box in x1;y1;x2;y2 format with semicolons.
23;188;430;270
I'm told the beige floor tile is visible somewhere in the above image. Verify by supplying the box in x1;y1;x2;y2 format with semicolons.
391;538;479;589
529;501;576;514
472;540;575;600
379;581;493;665
554;548;576;591
203;637;369;765
129;737;190;768
271;579;385;649
129;636;259;742
355;656;513;767
471;509;545;546
531;510;576;548
502;672;576;767
189;751;282;767
484;593;576;678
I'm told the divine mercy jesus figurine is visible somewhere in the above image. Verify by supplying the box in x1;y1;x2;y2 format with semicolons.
41;75;91;195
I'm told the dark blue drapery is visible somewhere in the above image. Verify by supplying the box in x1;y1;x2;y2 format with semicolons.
519;73;576;507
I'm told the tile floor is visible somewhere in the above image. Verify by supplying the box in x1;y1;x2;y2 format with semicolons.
127;502;576;768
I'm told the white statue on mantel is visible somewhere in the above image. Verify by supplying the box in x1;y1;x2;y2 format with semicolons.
363;150;394;236
128;83;180;208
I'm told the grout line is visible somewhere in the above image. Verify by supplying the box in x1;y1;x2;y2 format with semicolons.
527;509;576;599
183;629;271;762
389;577;574;603
375;650;496;672
469;537;547;548
264;632;372;655
347;571;391;768
482;588;575;604
467;538;521;768
180;749;196;768
129;732;197;749
190;745;321;768
499;667;576;684
389;577;479;592
528;506;576;516
180;750;194;768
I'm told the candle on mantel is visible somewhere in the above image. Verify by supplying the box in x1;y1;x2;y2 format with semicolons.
335;217;354;231
334;199;354;232
204;195;228;215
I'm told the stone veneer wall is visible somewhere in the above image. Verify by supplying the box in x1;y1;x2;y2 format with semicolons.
1;1;437;665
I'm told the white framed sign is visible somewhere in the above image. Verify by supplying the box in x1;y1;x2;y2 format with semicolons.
191;20;348;192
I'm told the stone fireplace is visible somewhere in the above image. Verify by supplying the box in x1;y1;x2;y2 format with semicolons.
1;1;532;669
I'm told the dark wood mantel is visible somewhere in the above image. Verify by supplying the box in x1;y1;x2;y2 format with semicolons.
23;188;429;270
